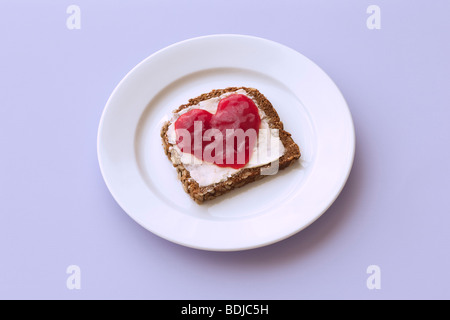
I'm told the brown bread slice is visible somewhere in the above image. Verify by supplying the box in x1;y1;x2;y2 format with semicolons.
161;87;301;204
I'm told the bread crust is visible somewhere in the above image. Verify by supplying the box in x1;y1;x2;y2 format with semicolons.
161;87;301;204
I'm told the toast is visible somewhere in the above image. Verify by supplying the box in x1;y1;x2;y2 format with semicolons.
161;87;301;204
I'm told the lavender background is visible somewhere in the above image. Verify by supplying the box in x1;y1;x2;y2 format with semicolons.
1;0;449;300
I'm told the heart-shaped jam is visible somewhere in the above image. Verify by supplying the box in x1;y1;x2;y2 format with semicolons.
174;94;261;169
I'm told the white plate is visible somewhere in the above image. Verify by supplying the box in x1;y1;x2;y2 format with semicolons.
97;34;355;251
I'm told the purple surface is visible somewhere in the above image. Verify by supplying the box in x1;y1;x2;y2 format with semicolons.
1;0;450;300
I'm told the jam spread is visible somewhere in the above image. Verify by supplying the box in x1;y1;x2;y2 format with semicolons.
174;94;261;169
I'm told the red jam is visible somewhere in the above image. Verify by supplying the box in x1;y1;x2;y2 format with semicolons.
174;94;261;169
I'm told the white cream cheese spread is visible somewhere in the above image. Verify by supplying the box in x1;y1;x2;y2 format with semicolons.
166;89;285;187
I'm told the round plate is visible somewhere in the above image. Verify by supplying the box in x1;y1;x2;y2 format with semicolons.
97;34;355;251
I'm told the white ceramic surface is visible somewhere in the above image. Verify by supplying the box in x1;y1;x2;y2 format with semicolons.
97;34;355;251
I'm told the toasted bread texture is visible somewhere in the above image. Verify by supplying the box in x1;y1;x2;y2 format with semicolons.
161;87;301;204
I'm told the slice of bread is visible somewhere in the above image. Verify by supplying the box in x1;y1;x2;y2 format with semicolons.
161;87;301;204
